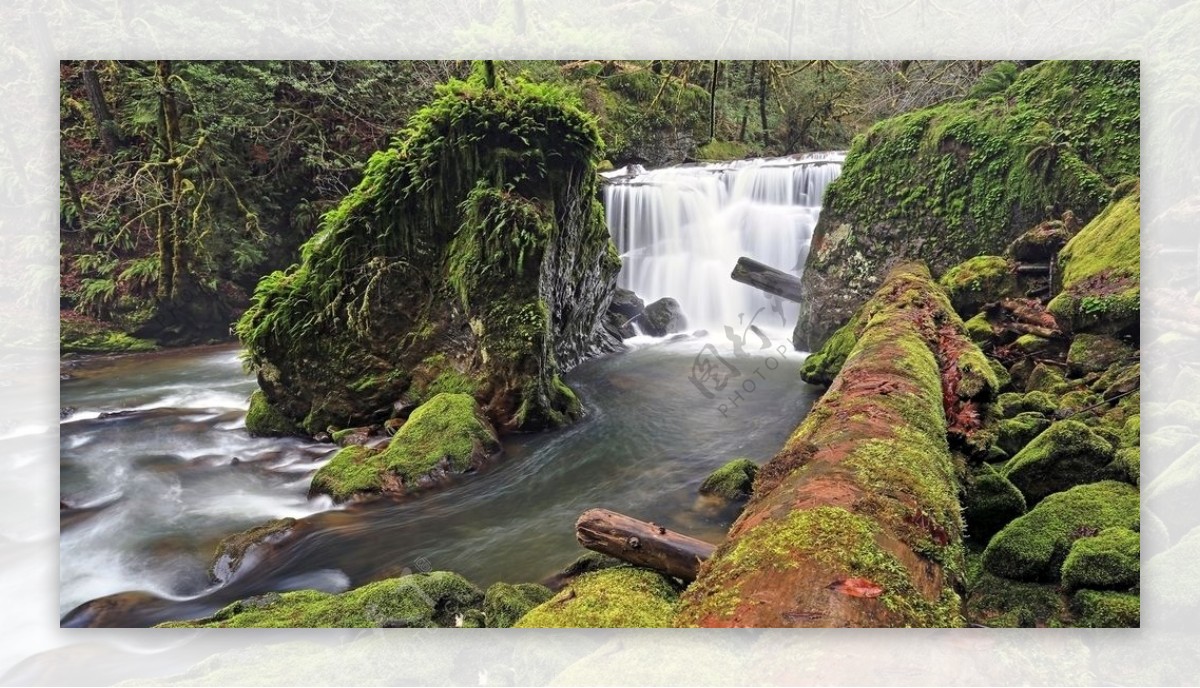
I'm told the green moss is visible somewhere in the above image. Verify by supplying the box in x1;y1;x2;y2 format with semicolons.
245;390;298;437
482;582;553;628
1024;363;1075;395
379;392;499;485
799;309;863;385
515;567;678;628
996;412;1050;456
1119;415;1140;449
1014;334;1052;354
309;445;383;501
158;571;484;628
696;139;754;161
60;320;157;355
967;570;1069;628
1002;419;1115;505
1071;589;1139;627
1060;527;1139;591
1051;188;1140;334
1057;389;1103;418
982;481;1139;582
964;313;994;343
964;464;1027;543
699;458;758;500
938;256;1017;316
1067;334;1134;375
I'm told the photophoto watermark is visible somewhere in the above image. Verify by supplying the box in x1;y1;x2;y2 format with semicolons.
688;305;793;417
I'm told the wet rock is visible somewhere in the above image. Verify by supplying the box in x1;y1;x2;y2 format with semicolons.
516;567;678;628
330;426;374;447
1006;221;1070;262
59;407;76;419
1001;419;1114;505
637;297;688;336
698;458;758;500
937;255;1019;317
608;287;645;320
208;517;300;584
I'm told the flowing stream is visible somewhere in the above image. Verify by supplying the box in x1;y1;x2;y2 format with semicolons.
60;154;841;627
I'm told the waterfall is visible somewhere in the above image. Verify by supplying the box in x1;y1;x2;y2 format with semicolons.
602;153;843;337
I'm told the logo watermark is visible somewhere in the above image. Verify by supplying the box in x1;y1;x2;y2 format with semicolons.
688;304;793;417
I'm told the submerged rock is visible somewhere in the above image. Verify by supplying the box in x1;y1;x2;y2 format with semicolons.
236;75;620;436
209;517;300;584
637;297;688;336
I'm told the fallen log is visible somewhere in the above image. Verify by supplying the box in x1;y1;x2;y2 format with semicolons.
1002;321;1061;340
575;508;716;581
730;257;803;303
677;263;995;627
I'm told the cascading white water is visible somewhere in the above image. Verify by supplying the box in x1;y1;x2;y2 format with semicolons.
603;153;843;336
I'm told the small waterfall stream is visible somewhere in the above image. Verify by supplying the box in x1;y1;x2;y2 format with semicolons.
603;153;843;335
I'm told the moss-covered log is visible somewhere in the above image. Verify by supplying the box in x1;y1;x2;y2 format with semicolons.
677;263;998;627
236;75;621;436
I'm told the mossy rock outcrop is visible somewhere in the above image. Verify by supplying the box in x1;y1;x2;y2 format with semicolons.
982;481;1139;582
1047;186;1140;336
996;412;1051;456
245;390;299;437
995;391;1058;419
796;61;1138;349
1006;220;1070;262
1060;527;1139;592
309;393;500;502
236;74;621;436
483;582;553;628
1001;419;1115;505
699;458;758;500
1067;334;1134;376
158;571;484;628
515;567;679;628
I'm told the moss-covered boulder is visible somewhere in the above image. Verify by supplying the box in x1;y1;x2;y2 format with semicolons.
1060;527;1139;591
795;61;1138;349
245;390;299;437
996;412;1051;456
1006;220;1070;262
236;74;621;436
938;256;1018;316
964;464;1027;543
309;393;500;502
1067;334;1134;376
1024;363;1075;395
482;582;553;628
1071;589;1139;627
994;391;1056;419
982;481;1139;581
158;571;484;628
515;567;678;628
1047;186;1140;336
964;312;995;343
1001;420;1114;505
1118;415;1140;449
966;570;1068;628
698;458;758;500
1108;447;1140;486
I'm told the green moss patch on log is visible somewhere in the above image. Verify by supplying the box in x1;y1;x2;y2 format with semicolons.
158;571;484;628
679;263;994;628
982;481;1139;582
235;74;621;436
515;567;679;628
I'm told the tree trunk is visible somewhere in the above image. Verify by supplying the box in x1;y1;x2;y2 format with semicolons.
730;256;803;303
758;62;770;147
155;59;184;299
678;263;983;627
483;60;496;89
60;152;86;231
81;61;121;155
576;508;716;581
708;60;719;143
